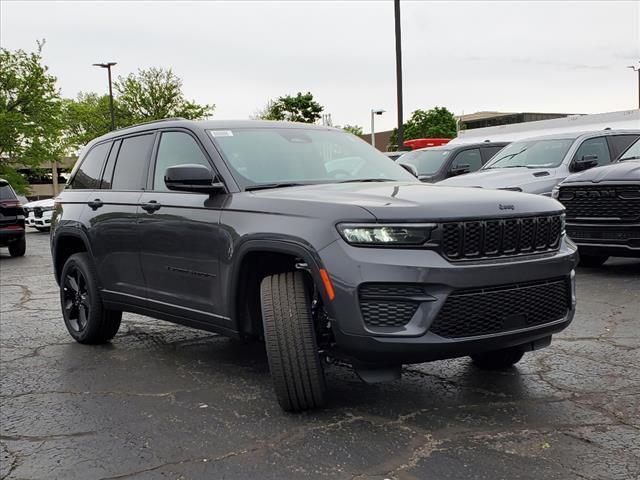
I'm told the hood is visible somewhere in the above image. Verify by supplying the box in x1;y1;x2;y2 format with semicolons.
562;160;640;184
436;167;561;195
250;182;563;221
24;198;55;208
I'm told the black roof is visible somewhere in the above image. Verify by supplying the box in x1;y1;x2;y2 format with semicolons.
90;118;340;145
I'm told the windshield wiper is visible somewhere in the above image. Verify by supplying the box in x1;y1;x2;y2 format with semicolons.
338;178;396;183
485;165;528;170
245;182;308;191
619;156;640;161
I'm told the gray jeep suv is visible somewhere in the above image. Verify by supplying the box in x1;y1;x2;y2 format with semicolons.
51;119;578;411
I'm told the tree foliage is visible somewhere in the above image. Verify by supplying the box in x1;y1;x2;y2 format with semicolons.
389;106;458;149
341;124;363;136
0;42;64;194
62;92;122;149
258;92;323;123
114;67;214;123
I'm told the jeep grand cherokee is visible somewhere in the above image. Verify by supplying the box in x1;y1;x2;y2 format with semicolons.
553;137;640;266
51;119;578;411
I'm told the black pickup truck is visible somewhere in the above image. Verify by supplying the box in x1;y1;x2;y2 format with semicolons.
554;138;640;266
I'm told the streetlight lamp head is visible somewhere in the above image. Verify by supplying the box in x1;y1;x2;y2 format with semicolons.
371;108;386;115
93;62;117;68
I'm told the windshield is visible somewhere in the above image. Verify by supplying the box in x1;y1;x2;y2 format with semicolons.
618;138;640;161
398;149;450;175
209;128;416;189
483;138;574;169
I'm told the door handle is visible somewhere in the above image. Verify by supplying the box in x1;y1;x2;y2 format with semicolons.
141;200;161;213
87;199;103;210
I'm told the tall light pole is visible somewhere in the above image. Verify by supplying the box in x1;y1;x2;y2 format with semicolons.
394;0;404;151
93;62;117;130
370;108;385;149
628;62;640;109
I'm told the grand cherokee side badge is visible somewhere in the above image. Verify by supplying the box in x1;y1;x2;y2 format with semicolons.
499;204;515;210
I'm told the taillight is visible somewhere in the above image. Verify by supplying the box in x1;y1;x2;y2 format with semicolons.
0;200;20;207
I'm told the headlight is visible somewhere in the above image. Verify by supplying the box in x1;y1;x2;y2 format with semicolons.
41;206;55;212
551;186;560;199
337;223;435;246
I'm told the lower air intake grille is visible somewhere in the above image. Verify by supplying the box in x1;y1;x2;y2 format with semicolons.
359;284;422;328
429;278;571;338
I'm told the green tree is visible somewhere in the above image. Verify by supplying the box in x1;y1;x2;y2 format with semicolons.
258;92;323;123
341;124;363;136
114;67;214;122
389;106;457;149
0;42;64;194
62;92;128;149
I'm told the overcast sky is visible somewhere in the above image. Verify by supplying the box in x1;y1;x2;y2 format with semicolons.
1;1;639;132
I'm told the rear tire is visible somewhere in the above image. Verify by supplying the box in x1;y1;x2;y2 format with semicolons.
470;346;525;370
36;227;50;233
261;271;327;412
8;237;26;257
60;252;122;344
579;254;609;267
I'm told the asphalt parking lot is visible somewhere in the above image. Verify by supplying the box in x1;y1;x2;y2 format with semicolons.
1;231;639;480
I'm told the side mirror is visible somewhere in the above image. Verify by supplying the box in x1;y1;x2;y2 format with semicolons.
450;164;471;176
571;154;598;172
398;162;418;177
164;164;225;194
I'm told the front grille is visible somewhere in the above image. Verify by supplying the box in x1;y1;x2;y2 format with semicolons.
558;185;640;221
34;208;43;218
359;284;422;328
429;278;571;339
440;214;563;261
567;225;640;246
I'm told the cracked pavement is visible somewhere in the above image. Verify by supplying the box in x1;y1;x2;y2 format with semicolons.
1;232;639;480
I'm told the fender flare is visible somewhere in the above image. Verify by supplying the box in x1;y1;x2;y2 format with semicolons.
52;226;94;284
228;238;335;322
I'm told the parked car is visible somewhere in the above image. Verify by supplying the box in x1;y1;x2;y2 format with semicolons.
553;137;640;266
0;179;26;257
397;142;509;183
51;119;578;411
437;130;640;194
383;151;405;161
23;198;55;232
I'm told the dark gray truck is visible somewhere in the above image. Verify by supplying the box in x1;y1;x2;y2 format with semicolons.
51;120;578;411
554;137;640;266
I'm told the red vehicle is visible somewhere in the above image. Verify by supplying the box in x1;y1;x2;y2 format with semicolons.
403;138;451;150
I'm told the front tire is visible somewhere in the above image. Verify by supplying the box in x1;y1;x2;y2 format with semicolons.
579;254;609;267
8;237;26;257
60;252;122;344
470;346;525;370
36;227;50;233
261;271;327;412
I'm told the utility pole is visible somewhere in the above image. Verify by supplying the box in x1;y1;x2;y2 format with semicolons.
630;63;640;109
394;0;404;151
93;62;117;130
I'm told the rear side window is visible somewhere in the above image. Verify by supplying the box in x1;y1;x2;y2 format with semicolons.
100;139;121;189
153;132;211;191
69;142;111;189
452;148;482;172
573;137;611;167
0;183;17;201
111;134;154;190
608;135;640;159
481;145;504;162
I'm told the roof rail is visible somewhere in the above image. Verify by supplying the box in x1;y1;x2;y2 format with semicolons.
116;117;188;130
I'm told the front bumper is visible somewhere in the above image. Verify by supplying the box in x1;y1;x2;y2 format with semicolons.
319;237;578;364
567;222;640;258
